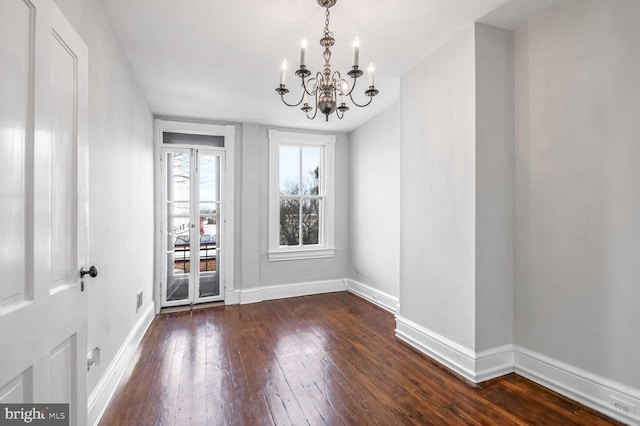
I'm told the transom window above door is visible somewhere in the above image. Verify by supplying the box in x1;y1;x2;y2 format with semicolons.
268;130;335;261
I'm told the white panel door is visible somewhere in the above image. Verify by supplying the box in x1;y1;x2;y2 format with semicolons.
0;0;89;424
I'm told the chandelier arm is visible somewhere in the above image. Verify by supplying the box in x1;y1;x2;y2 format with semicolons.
349;92;374;108
306;94;320;120
280;76;317;107
303;77;317;96
280;91;305;108
303;86;313;97
306;107;319;120
342;74;360;97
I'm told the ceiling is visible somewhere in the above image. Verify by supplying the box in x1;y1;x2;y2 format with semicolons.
99;0;560;133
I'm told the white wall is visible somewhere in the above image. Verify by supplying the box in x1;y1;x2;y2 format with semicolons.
399;23;515;354
399;27;477;350
514;0;640;388
238;124;351;289
475;24;514;352
348;104;400;299
53;0;154;394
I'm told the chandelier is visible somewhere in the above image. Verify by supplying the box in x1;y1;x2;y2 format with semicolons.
275;0;379;121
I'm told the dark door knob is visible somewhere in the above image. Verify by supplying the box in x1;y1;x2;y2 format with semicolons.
80;265;99;278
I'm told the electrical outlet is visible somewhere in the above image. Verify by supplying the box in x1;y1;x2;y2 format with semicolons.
610;395;636;415
136;289;143;312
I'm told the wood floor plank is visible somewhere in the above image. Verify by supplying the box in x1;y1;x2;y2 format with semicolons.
99;292;622;426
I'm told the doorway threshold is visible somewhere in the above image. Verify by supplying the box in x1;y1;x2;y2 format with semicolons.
160;301;224;315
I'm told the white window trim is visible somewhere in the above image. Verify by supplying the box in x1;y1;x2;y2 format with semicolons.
268;129;335;262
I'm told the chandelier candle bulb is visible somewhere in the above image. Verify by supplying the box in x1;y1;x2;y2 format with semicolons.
353;36;360;67
280;60;288;85
368;63;375;87
341;81;349;103
300;39;308;67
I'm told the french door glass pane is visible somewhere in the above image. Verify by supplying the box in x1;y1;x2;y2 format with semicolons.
166;208;189;302
166;152;191;302
198;153;220;299
166;152;190;202
302;199;320;245
280;199;300;246
199;153;219;202
199;207;218;298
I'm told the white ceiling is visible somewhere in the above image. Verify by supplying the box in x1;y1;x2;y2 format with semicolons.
99;0;559;133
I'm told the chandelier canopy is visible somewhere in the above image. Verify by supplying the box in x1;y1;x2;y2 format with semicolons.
275;0;379;121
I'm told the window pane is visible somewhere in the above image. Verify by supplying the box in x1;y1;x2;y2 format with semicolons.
166;204;190;250
280;199;300;246
167;201;190;302
199;208;219;298
199;202;218;245
168;201;189;218
166;152;190;201
279;145;300;195
199;153;219;202
163;132;224;147
302;199;320;245
301;147;320;195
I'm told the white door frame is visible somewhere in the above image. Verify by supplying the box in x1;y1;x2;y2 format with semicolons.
153;120;235;312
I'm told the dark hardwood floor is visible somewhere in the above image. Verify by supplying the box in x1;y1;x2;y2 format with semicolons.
99;292;620;425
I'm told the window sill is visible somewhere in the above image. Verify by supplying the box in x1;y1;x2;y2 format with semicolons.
268;248;335;262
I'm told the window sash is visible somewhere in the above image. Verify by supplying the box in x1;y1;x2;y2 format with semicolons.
278;142;324;248
279;196;323;248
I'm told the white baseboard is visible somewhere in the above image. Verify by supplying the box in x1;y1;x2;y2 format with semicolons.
395;316;476;379
395;315;640;424
344;279;398;314
395;315;513;383
224;289;241;305
475;345;515;382
235;279;346;305
514;346;640;425
226;278;399;312
88;303;155;426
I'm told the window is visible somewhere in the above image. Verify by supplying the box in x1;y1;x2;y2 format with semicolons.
268;130;335;261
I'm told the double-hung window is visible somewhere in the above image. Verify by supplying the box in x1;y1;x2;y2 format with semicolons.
268;130;335;261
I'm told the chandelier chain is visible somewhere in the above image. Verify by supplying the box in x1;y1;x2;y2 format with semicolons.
324;8;332;39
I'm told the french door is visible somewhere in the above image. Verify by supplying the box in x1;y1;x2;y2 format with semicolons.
161;147;225;306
